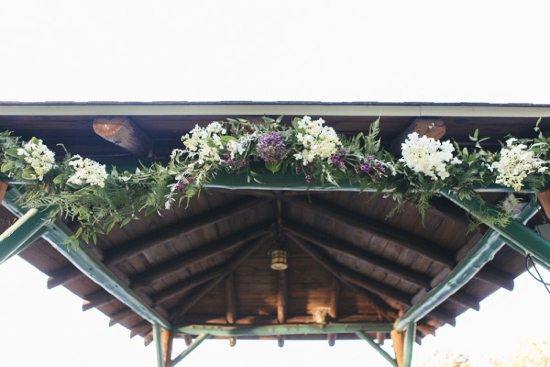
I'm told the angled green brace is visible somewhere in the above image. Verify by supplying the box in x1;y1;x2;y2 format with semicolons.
0;207;49;265
356;331;397;367
170;333;210;367
394;198;539;331
441;188;550;269
2;189;171;329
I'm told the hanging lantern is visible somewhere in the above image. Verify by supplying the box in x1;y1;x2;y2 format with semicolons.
270;249;288;270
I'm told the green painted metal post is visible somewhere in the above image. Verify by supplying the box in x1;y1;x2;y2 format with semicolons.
355;331;397;367
153;324;163;367
394;200;539;331
3;227;48;262
441;188;550;269
402;323;416;367
170;333;210;367
0;207;49;265
177;323;394;337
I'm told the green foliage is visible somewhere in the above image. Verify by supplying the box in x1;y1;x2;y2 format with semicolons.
490;337;550;367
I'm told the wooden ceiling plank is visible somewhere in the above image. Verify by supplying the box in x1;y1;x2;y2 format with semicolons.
171;236;269;324
287;234;398;320
284;196;455;268
475;267;515;291
109;308;136;327
93;116;153;157
448;292;480;311
132;222;271;289
284;221;432;289
130;320;151;338
104;197;266;267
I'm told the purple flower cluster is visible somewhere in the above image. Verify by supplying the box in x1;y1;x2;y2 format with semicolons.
329;147;348;170
255;131;286;165
221;153;246;168
355;156;386;182
176;177;194;194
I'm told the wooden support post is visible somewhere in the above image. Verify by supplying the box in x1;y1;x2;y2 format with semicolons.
356;331;397;367
390;117;446;157
327;277;340;346
391;330;404;367
277;269;288;348
537;188;550;220
0;180;8;203
162;329;173;367
225;274;238;347
170;334;210;367
93;116;153;157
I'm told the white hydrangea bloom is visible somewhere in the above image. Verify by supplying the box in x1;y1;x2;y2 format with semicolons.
294;116;342;165
67;155;108;187
491;138;546;191
180;122;226;164
16;138;56;180
400;133;456;180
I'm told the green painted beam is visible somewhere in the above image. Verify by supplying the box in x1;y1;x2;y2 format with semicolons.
402;323;416;367
177;323;394;337
355;331;397;367
394;199;539;331
153;324;164;367
170;333;210;367
441;188;550;269
2;189;171;330
0;206;49;265
3;227;49;262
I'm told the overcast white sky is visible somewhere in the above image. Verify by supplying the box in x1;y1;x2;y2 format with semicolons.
1;1;550;366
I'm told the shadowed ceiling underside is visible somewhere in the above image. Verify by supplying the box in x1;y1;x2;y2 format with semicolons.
0;103;544;346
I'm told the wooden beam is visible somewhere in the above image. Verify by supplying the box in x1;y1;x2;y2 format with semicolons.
390;117;445;157
132;222;270;289
327;277;340;346
538;187;550;220
130;320;152;338
82;289;114;311
286;234;398;319
109;308;136;327
284;196;455;268
93;116;153;157
104;197;264;267
284;221;432;289
172;237;269;324
277;268;288;348
0;181;8;204
47;265;81;289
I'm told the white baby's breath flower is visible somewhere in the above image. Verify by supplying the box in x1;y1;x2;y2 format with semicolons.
16;138;56;180
67;155;108;187
294;116;341;165
400;133;456;181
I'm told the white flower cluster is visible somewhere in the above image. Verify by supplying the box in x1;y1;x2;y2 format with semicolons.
16;138;56;180
67;155;108;188
491;138;547;191
401;132;460;180
181;122;226;165
293;116;342;165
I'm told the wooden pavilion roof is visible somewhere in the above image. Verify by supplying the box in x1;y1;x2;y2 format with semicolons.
1;102;549;350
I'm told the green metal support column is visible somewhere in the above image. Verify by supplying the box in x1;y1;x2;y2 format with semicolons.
402;323;416;367
153;324;164;367
0;206;49;265
2;189;171;329
355;331;397;367
170;333;210;367
441;188;550;269
394;199;539;331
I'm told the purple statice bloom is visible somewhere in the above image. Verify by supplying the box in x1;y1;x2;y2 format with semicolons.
238;160;246;168
255;131;286;165
176;180;185;194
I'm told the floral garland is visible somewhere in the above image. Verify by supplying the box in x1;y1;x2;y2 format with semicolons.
0;116;548;247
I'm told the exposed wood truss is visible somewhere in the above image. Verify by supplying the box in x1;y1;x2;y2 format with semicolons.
93;116;153;157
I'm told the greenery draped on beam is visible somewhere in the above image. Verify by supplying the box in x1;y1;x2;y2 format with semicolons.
1;116;549;246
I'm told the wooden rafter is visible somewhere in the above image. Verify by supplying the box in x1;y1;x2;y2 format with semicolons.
389;117;446;157
171;236;269;324
82;289;114;311
132;222;271;289
93;116;153;157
